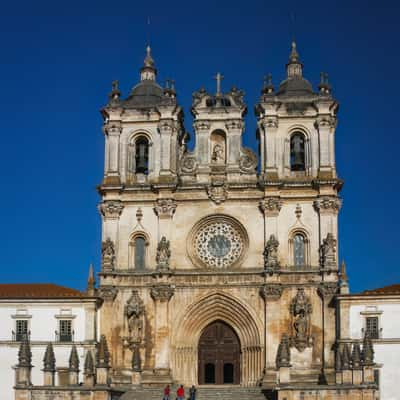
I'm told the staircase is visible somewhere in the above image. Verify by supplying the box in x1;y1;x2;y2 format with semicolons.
119;385;268;400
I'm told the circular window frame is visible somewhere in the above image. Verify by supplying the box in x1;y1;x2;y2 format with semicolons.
187;214;249;269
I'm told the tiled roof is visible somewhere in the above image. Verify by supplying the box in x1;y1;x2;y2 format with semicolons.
361;284;400;296
0;284;85;298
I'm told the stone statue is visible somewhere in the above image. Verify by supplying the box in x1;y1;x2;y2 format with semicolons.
289;288;313;351
125;291;145;344
101;238;115;271
211;144;224;163
156;236;171;270
263;234;279;271
319;233;336;268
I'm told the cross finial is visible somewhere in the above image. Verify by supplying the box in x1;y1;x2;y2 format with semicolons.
214;72;224;95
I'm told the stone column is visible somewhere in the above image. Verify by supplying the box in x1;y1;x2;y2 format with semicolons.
225;120;243;175
151;284;175;379
103;122;122;185
98;201;124;271
316;116;335;178
154;198;177;245
260;197;282;248
260;284;283;386
261;117;279;179
193;120;211;182
158;120;176;177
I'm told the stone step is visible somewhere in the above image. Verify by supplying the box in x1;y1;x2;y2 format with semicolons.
119;386;267;400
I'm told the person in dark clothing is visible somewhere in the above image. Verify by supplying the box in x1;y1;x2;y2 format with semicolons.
189;385;197;400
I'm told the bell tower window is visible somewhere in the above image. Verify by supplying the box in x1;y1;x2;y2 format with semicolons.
293;233;305;266
290;133;305;171
135;137;149;174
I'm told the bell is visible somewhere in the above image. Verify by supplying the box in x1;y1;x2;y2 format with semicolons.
291;135;305;171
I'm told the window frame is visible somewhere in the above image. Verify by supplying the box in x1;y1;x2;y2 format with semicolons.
15;319;29;341
58;319;73;342
288;230;310;268
129;232;150;271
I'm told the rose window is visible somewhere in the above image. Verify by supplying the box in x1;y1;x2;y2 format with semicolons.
193;220;244;268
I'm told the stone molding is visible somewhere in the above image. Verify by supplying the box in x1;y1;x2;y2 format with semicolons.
102;122;122;136
259;197;282;216
262;117;278;129
154;198;177;219
158;119;175;133
225;119;244;131
98;201;124;219
150;284;175;302
260;284;283;301
315;115;335;129
193;120;210;131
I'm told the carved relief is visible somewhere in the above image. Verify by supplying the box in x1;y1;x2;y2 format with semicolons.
263;117;278;129
193;120;210;131
103;122;122;135
158;120;175;133
318;282;338;300
260;284;283;301
101;238;115;271
319;233;337;268
263;235;280;272
289;288;313;352
315;115;335;129
98;286;118;302
156;236;171;271
207;181;228;204
239;148;257;173
154;199;177;219
98;201;124;218
211;144;225;164
276;334;291;368
259;198;282;216
150;284;175;302
181;155;197;173
225;120;244;131
313;197;342;213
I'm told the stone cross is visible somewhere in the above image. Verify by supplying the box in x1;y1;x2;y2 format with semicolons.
214;72;224;95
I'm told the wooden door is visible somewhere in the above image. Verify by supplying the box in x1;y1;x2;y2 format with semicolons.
198;321;240;384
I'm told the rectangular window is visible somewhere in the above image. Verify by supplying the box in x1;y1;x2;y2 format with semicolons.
59;320;72;342
15;320;28;341
366;316;379;339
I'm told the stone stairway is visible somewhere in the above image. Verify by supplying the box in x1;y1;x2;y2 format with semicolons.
119;385;268;400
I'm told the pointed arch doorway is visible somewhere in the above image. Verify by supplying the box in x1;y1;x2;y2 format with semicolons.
198;321;240;385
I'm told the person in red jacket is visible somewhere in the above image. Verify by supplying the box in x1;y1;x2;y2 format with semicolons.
177;385;185;400
163;384;170;400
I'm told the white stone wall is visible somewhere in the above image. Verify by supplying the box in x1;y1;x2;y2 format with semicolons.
346;298;400;400
0;300;96;400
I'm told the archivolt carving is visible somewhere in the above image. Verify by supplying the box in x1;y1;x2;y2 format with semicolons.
187;215;249;269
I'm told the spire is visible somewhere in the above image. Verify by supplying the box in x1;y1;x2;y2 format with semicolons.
362;333;375;365
43;343;56;372
318;72;332;95
84;351;95;375
86;263;96;296
140;45;157;82
18;338;32;367
262;73;274;95
96;334;110;368
276;334;291;368
108;80;121;106
286;41;303;79
352;342;362;368
340;260;349;294
69;345;80;372
341;342;351;369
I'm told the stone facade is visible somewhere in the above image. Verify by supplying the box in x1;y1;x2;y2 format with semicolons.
14;43;378;400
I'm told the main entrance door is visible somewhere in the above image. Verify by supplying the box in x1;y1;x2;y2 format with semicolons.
198;321;240;385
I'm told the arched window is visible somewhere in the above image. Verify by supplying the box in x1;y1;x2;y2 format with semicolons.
134;237;146;270
293;233;305;266
290;133;305;171
135;137;149;174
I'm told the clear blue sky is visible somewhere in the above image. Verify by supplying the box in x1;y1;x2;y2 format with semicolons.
0;0;398;293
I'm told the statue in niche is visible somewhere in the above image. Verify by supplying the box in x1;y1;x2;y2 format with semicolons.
263;234;280;271
156;236;171;270
101;238;115;271
211;143;224;163
319;233;336;268
289;288;313;352
125;290;144;343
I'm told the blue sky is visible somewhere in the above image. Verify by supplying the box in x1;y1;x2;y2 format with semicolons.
0;0;398;293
